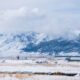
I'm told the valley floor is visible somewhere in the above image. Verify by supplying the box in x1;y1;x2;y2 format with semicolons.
0;58;80;80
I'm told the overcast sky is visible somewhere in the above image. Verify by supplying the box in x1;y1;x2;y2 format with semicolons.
0;0;80;38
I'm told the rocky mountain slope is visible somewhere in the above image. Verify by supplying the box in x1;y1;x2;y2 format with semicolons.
0;32;80;57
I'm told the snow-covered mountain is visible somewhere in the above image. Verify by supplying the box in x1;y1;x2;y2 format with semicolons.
23;37;80;56
0;32;48;57
0;32;80;57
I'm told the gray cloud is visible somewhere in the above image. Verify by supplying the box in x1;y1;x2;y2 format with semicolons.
0;7;46;33
0;0;80;39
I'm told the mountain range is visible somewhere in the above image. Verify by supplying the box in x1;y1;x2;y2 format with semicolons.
0;32;80;57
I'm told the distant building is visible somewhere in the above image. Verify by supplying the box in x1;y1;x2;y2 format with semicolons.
66;57;80;61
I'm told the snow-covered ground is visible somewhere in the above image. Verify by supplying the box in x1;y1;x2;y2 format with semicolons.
0;58;80;80
0;74;80;80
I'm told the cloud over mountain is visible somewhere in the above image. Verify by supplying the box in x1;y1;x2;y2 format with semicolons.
0;7;46;33
0;0;80;39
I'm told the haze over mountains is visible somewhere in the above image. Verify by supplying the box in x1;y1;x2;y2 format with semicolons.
0;32;80;57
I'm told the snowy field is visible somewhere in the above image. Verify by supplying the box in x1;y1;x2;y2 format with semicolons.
0;58;80;80
0;74;80;80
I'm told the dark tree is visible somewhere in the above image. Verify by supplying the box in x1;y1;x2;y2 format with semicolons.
17;56;20;60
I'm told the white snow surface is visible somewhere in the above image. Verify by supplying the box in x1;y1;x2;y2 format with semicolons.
0;59;80;80
0;75;80;80
0;59;80;73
